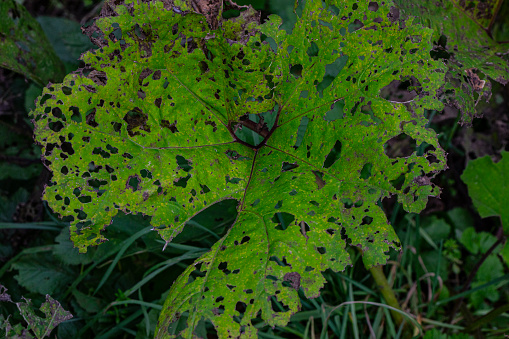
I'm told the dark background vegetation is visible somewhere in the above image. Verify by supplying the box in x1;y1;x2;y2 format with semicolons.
1;0;508;338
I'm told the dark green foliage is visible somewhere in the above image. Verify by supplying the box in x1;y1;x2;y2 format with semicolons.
0;0;65;85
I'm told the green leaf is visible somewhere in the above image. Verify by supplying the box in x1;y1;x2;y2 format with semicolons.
25;83;44;112
459;227;498;255
0;162;42;180
0;0;65;85
0;285;71;339
71;289;105;314
421;216;451;244
0;187;29;222
1;315;35;339
12;255;75;295
461;151;509;230
395;0;509;122
53;227;95;265
31;0;447;337
469;255;504;308
16;295;72;339
446;207;473;240
36;16;96;72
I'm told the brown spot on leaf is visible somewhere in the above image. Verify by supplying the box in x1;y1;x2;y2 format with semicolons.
283;272;301;290
88;70;107;86
312;170;326;189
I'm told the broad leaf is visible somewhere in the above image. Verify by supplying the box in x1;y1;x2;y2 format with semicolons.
0;285;71;339
461;151;509;265
395;0;509;123
12;255;75;295
16;296;73;339
31;0;446;337
0;0;65;85
461;151;509;230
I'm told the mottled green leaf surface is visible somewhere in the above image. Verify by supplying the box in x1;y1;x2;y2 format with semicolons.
16;296;73;339
395;0;509;123
0;284;72;339
0;0;65;86
31;0;446;337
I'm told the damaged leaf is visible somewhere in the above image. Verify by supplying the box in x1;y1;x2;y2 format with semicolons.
0;285;72;339
31;0;446;337
0;0;65;85
395;0;509;123
16;296;73;339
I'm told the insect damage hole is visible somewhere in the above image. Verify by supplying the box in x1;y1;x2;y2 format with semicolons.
271;212;295;230
384;133;417;158
323;140;342;168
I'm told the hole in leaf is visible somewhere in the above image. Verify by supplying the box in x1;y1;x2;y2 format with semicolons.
62;86;72;95
161;119;178;133
173;174;191;188
75;209;88;220
271;212;295;230
348;19;364;32
199;184;210;194
226;175;242;184
323;140;342;168
384;133;417;158
49;121;64;132
123;108;149;136
270;296;290;313
126;175;141;191
290;64;303;78
341;198;353;209
176;155;193;172
361;216;373;225
324;99;345;121
218;262;231;275
317;55;348;95
293;117;309;149
282;162;299;172
52;107;63;118
360;163;373;179
390;173;405;190
306;42;319;57
92;147;110;158
85;108;98;127
69;106;81;123
300;221;310;239
140;169;152;178
381;77;421;103
78;196;91;203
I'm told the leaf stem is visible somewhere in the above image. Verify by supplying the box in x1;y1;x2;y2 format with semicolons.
465;302;509;332
369;265;413;337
